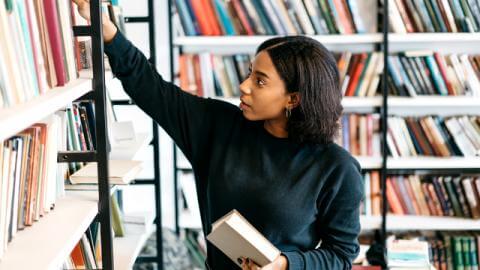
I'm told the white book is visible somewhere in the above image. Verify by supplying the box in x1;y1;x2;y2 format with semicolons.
69;160;143;185
207;209;280;268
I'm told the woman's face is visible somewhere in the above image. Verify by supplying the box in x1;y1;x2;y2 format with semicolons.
239;51;290;121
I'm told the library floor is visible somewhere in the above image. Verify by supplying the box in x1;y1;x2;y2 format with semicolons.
133;228;199;270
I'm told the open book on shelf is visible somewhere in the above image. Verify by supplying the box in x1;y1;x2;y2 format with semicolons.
206;209;280;268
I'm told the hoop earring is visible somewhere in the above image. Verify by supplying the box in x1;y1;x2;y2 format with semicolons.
285;107;292;118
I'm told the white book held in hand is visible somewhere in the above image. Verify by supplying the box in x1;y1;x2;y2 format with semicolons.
207;209;281;268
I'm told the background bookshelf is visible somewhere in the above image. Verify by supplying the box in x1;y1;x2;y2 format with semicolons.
167;0;480;268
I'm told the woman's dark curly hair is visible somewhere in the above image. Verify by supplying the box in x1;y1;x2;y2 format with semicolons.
256;36;343;145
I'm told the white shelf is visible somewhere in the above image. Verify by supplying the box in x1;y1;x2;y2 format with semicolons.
360;215;382;231
389;33;480;53
356;156;383;170
216;96;383;110
110;132;152;160
388;96;480;116
386;215;480;231
175;34;382;53
113;223;155;270
0;195;98;270
0;70;113;142
387;156;480;169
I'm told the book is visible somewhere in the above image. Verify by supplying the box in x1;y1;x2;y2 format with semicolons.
69;160;143;185
206;209;280;267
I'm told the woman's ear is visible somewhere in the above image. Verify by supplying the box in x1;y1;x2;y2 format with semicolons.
288;92;301;109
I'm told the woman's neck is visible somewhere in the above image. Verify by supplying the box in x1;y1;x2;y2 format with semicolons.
263;118;288;138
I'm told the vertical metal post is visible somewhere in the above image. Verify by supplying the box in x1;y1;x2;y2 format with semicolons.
380;0;389;247
148;0;164;268
167;0;181;236
90;0;114;269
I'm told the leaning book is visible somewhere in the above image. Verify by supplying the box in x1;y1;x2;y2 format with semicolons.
206;209;280;268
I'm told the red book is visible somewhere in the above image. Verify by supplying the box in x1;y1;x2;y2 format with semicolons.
345;53;368;96
386;177;405;215
434;52;454;95
43;0;66;86
231;0;254;35
202;0;223;35
192;55;204;97
332;0;354;34
189;0;215;35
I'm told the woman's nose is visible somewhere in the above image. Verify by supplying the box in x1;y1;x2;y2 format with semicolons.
239;79;252;95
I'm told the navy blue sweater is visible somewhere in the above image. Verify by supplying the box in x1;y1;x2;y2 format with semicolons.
105;32;364;270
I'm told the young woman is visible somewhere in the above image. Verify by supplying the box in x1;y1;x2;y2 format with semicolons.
74;1;364;269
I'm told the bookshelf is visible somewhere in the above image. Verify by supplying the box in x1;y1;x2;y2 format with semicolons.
0;0;117;269
167;0;480;268
0;195;98;269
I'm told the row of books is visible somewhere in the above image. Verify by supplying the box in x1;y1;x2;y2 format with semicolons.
387;115;480;158
178;51;480;99
0;115;63;259
390;232;480;270
386;175;480;219
335;114;381;157
388;52;480;97
174;0;377;36
390;0;480;33
0;0;79;108
337;52;383;97
63;222;102;269
0;0;125;109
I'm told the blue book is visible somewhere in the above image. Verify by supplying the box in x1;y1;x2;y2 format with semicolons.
175;0;197;35
213;0;236;35
425;56;448;95
16;0;40;96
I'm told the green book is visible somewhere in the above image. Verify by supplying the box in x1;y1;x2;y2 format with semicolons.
111;194;125;237
453;236;465;270
318;0;338;33
443;234;454;270
462;236;472;270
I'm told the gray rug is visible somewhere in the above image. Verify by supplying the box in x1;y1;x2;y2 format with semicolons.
133;228;203;270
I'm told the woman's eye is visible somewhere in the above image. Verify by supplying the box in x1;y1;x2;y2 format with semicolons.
256;79;265;86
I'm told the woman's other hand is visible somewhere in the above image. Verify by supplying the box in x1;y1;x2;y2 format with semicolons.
241;255;288;270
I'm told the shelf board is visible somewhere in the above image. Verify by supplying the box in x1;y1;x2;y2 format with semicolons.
360;215;382;230
110;132;152;160
216;96;383;109
389;33;480;44
387;157;480;169
388;33;480;53
0;70;113;142
356;156;383;170
388;96;480;115
113;222;155;270
175;34;382;53
0;195;97;270
386;215;480;231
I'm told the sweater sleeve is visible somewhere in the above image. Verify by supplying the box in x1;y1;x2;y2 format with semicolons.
103;32;233;167
282;158;364;270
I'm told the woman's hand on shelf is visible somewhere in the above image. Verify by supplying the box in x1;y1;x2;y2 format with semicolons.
72;0;117;43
